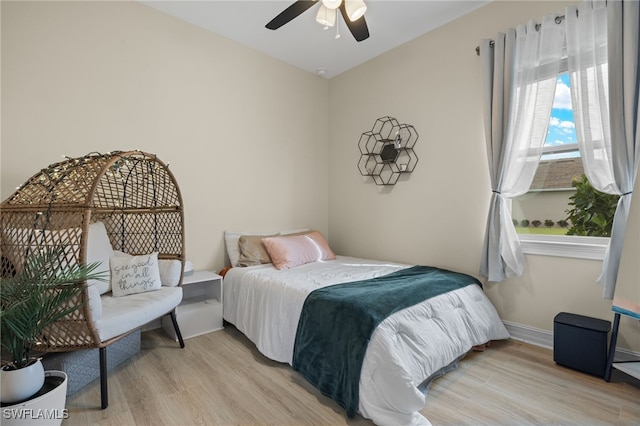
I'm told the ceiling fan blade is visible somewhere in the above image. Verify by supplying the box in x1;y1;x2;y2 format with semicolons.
266;1;318;30
339;2;370;42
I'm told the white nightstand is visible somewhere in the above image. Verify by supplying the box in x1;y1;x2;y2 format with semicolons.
162;270;223;341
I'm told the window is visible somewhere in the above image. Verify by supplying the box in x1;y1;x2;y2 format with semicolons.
512;72;612;259
512;73;579;236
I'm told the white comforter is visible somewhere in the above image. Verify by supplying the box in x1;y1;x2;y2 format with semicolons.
223;256;509;426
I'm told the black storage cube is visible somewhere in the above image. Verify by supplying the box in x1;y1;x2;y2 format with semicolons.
553;312;611;377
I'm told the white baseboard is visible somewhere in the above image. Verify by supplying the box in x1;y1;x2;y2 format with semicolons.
503;320;640;361
503;320;554;350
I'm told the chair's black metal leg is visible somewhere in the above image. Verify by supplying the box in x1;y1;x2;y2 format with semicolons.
604;313;621;382
169;310;185;348
99;347;108;409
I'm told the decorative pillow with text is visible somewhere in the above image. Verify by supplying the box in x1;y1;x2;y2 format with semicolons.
110;252;162;297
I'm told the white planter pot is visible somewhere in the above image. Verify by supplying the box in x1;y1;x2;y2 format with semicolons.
1;359;45;404
1;370;68;426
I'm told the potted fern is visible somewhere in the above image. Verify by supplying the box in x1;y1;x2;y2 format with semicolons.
1;246;106;404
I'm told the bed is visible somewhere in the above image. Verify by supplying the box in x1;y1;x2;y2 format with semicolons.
222;230;510;426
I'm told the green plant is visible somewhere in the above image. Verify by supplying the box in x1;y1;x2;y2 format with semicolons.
544;219;555;228
557;219;569;228
531;220;541;228
565;174;620;237
1;246;105;370
520;219;530;227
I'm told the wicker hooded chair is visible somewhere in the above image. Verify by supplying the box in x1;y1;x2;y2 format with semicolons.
0;150;185;408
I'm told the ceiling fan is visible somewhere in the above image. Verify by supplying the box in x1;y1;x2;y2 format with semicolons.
266;0;370;42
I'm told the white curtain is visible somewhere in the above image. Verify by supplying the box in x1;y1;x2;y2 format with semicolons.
480;16;566;282
566;0;640;298
566;2;614;192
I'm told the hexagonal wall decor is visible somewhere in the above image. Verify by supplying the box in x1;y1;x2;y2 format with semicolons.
357;116;419;186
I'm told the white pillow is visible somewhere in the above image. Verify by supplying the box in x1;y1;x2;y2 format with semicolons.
224;228;310;267
110;252;162;297
87;222;114;295
158;259;182;287
113;250;181;287
224;231;245;267
112;250;128;258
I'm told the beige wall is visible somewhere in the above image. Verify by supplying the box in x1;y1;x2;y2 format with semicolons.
1;1;330;271
328;0;639;352
2;1;638;353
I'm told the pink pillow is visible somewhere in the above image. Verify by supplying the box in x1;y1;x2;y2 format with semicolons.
262;231;336;270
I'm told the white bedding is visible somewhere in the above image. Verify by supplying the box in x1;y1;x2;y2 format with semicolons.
223;256;510;426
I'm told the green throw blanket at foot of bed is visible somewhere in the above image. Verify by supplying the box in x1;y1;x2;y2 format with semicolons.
292;265;480;417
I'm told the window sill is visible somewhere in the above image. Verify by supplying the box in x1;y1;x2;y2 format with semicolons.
519;234;609;260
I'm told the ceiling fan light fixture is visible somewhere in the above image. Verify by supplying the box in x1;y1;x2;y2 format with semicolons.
345;0;367;21
266;0;369;42
316;4;336;27
321;0;342;11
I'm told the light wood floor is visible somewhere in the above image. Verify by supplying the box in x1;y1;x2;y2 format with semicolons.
63;326;640;425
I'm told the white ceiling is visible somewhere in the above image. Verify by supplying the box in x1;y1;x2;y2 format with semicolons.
139;1;491;78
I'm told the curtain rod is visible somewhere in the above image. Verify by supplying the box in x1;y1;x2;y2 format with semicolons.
475;14;568;56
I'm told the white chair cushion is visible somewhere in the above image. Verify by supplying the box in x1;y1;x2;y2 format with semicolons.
87;284;103;321
95;286;182;342
87;222;114;295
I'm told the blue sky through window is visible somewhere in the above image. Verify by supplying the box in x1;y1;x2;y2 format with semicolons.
544;73;579;159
